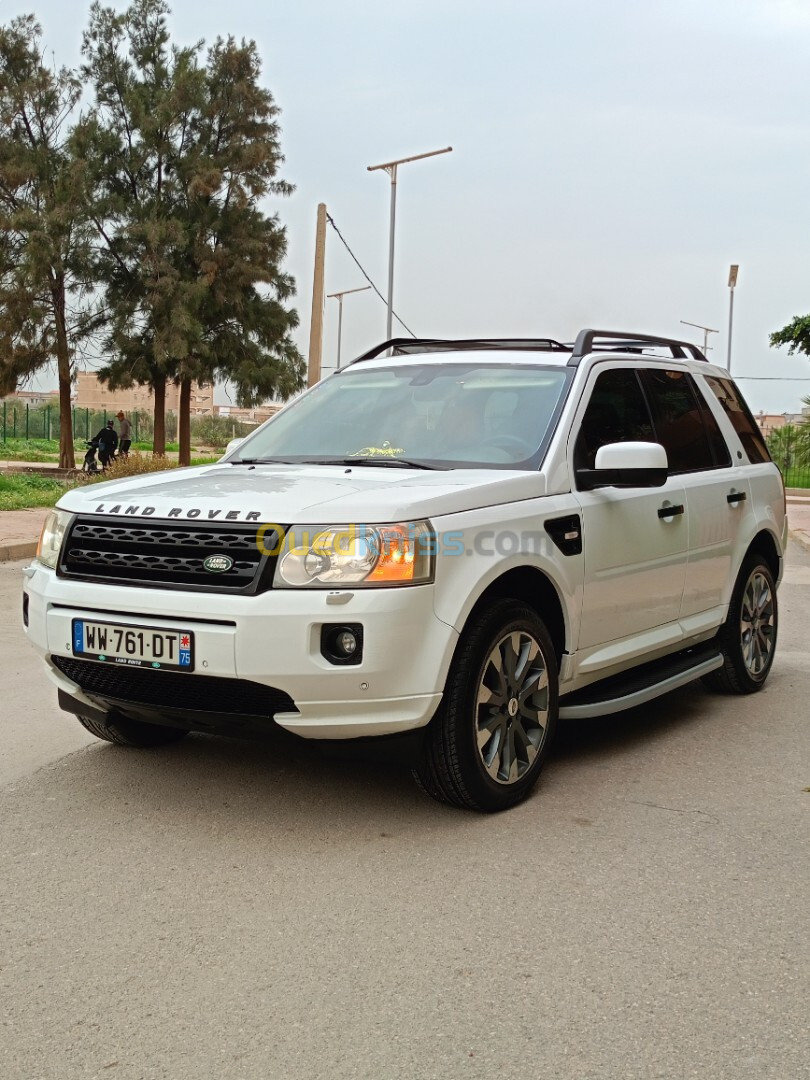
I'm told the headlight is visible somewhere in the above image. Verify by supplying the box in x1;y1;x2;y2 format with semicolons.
36;508;72;569
273;521;434;588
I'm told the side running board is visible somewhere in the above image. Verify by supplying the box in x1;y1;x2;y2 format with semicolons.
559;645;723;720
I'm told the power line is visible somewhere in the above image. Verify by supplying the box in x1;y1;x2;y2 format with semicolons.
736;376;810;381
325;212;417;338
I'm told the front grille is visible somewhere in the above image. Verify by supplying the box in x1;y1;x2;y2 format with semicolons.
52;655;297;718
60;516;284;594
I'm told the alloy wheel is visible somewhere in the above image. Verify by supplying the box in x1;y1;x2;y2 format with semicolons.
740;569;775;679
475;631;550;785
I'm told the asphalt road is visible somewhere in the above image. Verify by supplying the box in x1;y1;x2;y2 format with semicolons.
1;551;808;1080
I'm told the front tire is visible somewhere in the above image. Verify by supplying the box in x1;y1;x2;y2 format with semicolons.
703;555;778;694
414;600;558;811
76;713;189;747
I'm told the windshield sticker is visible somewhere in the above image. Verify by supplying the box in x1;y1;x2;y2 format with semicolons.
349;442;404;458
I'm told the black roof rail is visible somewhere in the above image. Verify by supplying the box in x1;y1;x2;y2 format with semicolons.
570;329;707;364
349;337;571;365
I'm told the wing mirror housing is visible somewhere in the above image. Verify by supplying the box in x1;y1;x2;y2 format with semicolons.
223;437;245;458
578;441;668;490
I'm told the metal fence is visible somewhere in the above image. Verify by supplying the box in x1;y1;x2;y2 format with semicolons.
763;424;810;490
1;402;256;452
0;403;167;446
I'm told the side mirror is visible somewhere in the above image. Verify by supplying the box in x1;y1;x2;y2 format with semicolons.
224;438;245;457
578;441;668;490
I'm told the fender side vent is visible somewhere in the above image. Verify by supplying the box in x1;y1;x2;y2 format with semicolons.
544;514;582;556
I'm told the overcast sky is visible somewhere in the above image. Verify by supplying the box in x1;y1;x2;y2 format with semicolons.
9;0;810;412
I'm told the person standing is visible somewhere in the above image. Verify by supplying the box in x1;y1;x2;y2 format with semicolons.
117;410;132;458
93;419;119;469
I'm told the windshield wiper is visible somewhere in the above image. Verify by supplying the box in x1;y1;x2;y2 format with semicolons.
301;457;447;471
230;457;299;465
231;456;447;470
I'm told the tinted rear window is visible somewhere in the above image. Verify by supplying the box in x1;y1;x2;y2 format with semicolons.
703;377;771;463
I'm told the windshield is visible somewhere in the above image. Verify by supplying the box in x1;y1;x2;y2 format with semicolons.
232;362;570;469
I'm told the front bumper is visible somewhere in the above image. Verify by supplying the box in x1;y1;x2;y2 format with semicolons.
23;564;457;739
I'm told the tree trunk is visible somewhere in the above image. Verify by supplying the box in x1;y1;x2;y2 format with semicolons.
152;378;166;456
51;274;75;470
178;375;191;466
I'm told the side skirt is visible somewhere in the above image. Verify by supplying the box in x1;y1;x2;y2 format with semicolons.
558;644;723;720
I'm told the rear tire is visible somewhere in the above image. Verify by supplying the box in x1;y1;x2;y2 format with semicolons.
703;555;778;694
76;713;189;747
414;600;558;812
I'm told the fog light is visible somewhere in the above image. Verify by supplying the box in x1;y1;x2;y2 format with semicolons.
336;630;358;656
321;623;363;666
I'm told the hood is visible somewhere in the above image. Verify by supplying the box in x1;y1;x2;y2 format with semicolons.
57;462;547;524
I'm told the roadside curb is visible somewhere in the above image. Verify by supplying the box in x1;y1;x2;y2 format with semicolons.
0;540;37;563
789;529;810;555
0;464;76;479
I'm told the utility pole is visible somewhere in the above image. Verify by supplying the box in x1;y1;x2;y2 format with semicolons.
679;319;719;357
727;264;739;373
327;286;371;369
367;146;452;338
307;203;327;387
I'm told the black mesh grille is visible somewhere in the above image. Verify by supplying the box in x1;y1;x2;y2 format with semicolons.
51;655;296;718
60;516;284;594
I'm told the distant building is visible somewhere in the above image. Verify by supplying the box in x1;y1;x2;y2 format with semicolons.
1;389;59;408
754;409;810;435
73;372;214;416
215;404;281;425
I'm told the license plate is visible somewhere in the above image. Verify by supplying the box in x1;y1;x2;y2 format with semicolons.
71;619;194;671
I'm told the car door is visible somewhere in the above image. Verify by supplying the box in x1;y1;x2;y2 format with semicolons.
571;366;687;652
640;367;752;626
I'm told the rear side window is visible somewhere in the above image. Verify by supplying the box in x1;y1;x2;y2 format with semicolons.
641;369;726;473
703;376;771;464
695;390;733;468
574;368;654;471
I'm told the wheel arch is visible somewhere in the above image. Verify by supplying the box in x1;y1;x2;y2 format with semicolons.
466;566;568;667
745;529;781;582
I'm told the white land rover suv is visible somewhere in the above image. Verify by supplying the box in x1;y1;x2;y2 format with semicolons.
23;330;787;811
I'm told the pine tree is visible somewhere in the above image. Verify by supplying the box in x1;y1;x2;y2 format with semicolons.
77;0;204;455
0;15;94;469
171;34;306;464
79;0;304;463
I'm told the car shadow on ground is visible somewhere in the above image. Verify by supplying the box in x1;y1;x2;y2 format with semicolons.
9;677;732;842
552;679;714;763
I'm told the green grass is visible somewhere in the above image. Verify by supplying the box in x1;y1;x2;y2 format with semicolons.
1;438;204;461
0;474;67;510
131;440;180;452
0;439;63;462
0;455;219;510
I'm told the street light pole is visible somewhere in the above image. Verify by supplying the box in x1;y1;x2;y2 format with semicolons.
327;286;371;369
727;264;739;373
368;146;453;338
307;203;328;387
679;319;719;357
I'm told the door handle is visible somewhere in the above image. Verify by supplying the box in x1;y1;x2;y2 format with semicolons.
658;504;685;519
727;490;747;505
